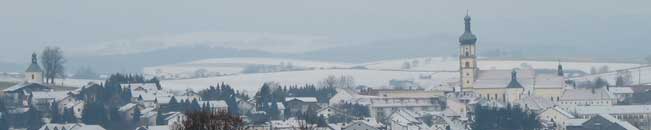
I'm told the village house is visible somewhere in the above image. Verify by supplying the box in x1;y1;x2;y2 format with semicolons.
341;118;383;130
608;87;634;102
567;114;639;130
2;82;51;114
572;105;651;130
39;123;106;130
118;103;146;122
539;106;575;130
285;97;319;114
316;106;343;119
558;88;617;109
385;109;430;130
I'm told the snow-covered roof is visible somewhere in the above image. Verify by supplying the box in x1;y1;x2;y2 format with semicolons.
39;123;106;130
120;83;159;91
565;119;588;126
474;69;564;89
574;105;651;115
118;103;138;112
533;74;566;88
597;114;639;130
560;88;616;101
268;102;285;110
386;108;422;124
3;82;49;92
609;87;634;94
344;118;383;128
285;97;318;103
516;96;558;111
26;63;42;73
136;126;170;130
199;100;228;108
164;112;185;121
541;106;575;119
141;108;157;118
31;91;71;101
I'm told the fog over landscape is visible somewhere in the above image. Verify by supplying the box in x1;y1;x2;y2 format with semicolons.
3;1;651;130
1;0;650;72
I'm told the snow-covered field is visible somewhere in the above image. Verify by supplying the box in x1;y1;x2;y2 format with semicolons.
571;65;651;85
144;57;354;78
0;78;102;88
161;69;458;95
364;57;639;72
148;57;643;95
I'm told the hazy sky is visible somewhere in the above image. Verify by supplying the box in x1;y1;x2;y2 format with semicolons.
1;0;650;62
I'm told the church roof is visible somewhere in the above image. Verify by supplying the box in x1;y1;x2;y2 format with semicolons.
474;69;564;89
25;53;42;73
506;70;524;88
26;63;42;72
459;15;477;45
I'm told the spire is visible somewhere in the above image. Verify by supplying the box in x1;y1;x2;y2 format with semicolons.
557;59;564;76
511;69;517;80
464;11;472;33
31;53;37;64
459;12;477;45
507;69;523;88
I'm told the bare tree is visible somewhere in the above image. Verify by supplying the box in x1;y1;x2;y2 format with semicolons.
41;46;66;84
174;110;244;130
318;75;355;88
319;75;338;88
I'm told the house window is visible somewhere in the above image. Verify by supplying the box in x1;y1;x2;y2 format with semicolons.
32;74;35;80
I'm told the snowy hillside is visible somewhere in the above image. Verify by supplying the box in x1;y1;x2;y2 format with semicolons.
144;58;355;79
363;57;639;73
161;69;458;95
70;32;342;56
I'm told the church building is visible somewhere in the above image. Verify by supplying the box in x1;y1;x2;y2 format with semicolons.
457;14;567;103
25;53;44;83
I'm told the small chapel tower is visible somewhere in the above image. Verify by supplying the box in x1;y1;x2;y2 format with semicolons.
25;53;44;83
459;13;478;91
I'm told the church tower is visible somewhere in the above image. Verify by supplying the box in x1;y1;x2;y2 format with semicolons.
25;53;43;83
459;13;478;91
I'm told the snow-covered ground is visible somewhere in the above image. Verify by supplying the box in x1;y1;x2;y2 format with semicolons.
364;57;639;73
161;69;458;95
571;65;651;85
0;77;102;88
150;57;643;95
144;57;354;78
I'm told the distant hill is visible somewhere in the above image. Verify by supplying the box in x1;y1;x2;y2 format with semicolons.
68;45;277;73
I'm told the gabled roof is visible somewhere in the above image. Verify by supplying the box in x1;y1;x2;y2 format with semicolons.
199;100;228;108
609;87;634;94
560;88;615;101
285;97;318;103
591;114;639;130
2;82;50;92
26;63;42;73
39;123;106;130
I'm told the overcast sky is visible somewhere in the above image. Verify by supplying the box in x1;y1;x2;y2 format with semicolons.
1;0;650;62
